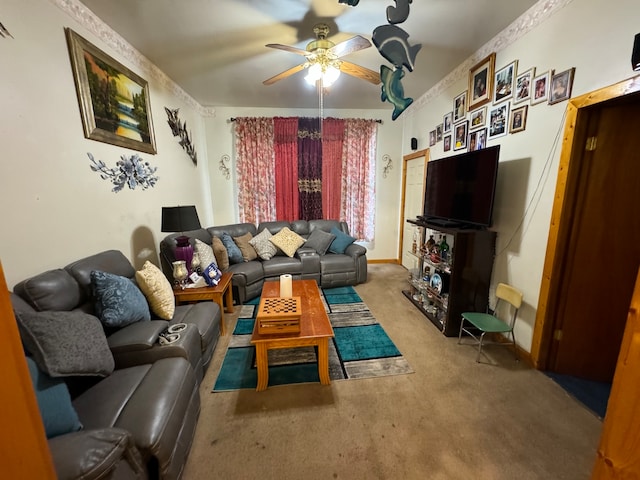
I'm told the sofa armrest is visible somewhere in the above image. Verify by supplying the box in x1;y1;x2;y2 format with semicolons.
296;247;320;276
107;320;167;354
49;428;146;480
344;243;367;258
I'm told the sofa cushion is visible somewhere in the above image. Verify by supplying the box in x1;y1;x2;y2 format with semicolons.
270;227;306;257
233;232;258;262
135;262;175;320
329;226;357;254
249;228;278;260
305;228;336;255
220;232;244;264
91;271;150;327
194;239;217;268
211;236;230;271
17;310;115;377
13;269;84;312
26;356;82;438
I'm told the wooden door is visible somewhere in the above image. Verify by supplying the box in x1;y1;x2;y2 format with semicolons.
399;150;428;267
550;98;640;381
591;267;640;478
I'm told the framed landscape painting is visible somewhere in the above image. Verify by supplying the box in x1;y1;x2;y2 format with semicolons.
65;28;157;154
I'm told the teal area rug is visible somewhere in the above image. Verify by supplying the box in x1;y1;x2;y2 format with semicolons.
213;286;413;391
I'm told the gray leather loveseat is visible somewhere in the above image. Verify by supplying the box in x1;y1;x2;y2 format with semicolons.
10;250;222;479
160;219;368;304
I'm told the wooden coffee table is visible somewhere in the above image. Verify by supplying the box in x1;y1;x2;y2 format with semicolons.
250;279;334;391
173;271;233;335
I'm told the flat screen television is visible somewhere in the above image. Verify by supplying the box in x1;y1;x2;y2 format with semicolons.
421;145;500;228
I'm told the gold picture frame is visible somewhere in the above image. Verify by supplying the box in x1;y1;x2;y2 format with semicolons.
467;52;495;111
65;28;157;154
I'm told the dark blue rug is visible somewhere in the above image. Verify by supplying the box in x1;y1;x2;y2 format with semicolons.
545;372;611;419
213;286;413;391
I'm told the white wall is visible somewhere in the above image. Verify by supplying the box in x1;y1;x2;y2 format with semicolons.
0;0;213;287
402;0;639;352
204;106;404;261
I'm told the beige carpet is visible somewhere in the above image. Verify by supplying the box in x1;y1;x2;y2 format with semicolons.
182;264;601;480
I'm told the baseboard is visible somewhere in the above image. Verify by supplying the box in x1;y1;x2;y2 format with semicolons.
367;259;401;264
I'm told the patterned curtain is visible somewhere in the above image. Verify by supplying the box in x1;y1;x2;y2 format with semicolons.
234;117;276;224
273;117;299;221
297;117;323;220
341;119;377;241
321;117;345;220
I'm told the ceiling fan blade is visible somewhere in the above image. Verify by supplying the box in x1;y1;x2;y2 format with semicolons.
329;35;372;58
265;43;309;56
263;63;308;85
339;61;381;85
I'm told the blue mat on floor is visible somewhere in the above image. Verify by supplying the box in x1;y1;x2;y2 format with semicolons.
545;372;611;419
213;286;413;391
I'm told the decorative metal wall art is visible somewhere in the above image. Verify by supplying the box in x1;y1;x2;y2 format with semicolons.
219;154;231;180
165;107;198;165
382;154;393;178
88;152;158;192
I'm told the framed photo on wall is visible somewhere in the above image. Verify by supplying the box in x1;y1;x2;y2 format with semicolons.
469;106;487;130
514;67;535;104
453;91;467;123
532;70;551;105
549;67;576;104
436;124;443;142
429;129;436;146
65;28;157;154
488;102;510;140
443;135;451;152
467;52;495;111
509;105;528;133
443;111;453;133
453;121;469;151
494;60;518;104
468;128;487;151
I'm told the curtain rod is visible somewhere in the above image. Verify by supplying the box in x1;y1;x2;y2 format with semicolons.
228;117;383;124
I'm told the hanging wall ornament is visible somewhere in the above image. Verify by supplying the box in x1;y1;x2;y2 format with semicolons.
164;107;198;165
88;152;158;192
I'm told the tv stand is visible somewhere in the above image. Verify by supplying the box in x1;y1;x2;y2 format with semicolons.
404;219;496;336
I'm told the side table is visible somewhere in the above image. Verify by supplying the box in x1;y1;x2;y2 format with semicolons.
173;272;234;335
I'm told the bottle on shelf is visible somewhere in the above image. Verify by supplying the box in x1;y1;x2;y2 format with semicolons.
426;234;436;253
411;229;418;254
440;235;450;262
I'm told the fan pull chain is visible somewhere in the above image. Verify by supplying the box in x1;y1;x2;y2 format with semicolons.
318;77;324;138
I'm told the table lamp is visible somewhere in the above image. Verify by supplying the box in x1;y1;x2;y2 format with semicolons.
161;206;201;274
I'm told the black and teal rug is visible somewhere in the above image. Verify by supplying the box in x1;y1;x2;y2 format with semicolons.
213;286;413;391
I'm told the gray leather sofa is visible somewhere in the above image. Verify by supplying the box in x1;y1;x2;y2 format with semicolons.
159;219;368;305
11;250;222;480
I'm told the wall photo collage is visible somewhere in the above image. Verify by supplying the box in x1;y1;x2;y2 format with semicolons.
433;52;575;154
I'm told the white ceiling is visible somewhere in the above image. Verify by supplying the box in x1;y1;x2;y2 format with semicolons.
77;0;539;110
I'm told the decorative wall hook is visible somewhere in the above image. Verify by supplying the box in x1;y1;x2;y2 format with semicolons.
88;152;158;192
165;107;198;165
219;154;231;180
382;154;393;178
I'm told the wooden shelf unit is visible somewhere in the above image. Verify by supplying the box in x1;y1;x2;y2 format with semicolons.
404;219;496;337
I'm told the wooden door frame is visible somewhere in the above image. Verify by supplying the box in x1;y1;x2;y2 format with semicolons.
398;149;430;262
530;74;640;368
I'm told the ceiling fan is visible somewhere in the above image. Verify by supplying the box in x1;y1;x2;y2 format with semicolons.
262;23;381;88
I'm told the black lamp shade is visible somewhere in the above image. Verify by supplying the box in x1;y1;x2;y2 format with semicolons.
161;206;201;233
633;33;640;71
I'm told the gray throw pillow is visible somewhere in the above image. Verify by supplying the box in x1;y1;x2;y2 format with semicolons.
91;270;151;328
305;229;336;255
249;228;278;260
17;310;115;377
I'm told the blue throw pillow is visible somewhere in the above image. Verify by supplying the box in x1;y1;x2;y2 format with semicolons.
91;270;151;328
220;232;244;264
26;356;82;439
328;226;357;254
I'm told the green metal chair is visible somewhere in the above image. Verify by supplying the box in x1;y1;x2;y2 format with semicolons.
458;283;523;362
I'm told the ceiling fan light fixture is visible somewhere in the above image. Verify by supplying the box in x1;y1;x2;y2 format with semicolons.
305;63;322;85
323;64;341;86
